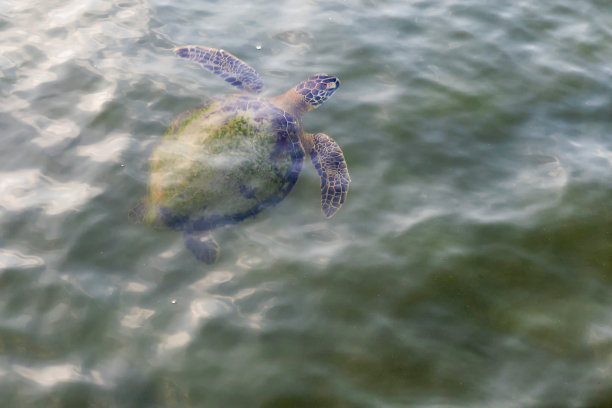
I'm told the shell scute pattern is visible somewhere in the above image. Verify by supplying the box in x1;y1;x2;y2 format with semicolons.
149;96;303;231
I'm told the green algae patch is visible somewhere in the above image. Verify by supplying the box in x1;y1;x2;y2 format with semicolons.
145;97;299;227
163;103;215;139
205;117;262;157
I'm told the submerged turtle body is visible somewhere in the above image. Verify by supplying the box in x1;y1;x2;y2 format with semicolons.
145;95;303;231
135;46;350;264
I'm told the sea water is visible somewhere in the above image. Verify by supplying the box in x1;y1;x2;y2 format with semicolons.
1;0;611;406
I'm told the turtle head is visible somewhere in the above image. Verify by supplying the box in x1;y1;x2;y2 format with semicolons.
292;74;340;112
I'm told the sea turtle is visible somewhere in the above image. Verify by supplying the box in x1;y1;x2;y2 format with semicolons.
132;46;350;264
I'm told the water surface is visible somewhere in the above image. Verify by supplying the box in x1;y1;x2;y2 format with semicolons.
1;0;612;406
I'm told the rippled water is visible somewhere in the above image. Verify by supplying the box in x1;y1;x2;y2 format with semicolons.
2;0;612;406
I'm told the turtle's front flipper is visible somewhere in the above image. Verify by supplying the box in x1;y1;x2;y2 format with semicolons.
183;230;220;264
174;46;263;94
310;133;351;218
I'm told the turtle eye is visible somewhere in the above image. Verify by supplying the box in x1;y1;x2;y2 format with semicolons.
316;74;340;89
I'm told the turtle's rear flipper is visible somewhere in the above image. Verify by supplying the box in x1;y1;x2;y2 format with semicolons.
310;133;351;218
183;230;220;264
174;46;264;94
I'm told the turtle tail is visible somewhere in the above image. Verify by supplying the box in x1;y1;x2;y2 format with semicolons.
128;198;147;224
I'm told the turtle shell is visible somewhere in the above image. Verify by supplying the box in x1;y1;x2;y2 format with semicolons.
145;95;304;231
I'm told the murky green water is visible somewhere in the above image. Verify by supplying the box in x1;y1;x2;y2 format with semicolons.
1;0;612;406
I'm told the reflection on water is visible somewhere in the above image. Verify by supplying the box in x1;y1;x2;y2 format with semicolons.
0;248;44;269
0;169;102;215
13;363;104;388
1;0;612;406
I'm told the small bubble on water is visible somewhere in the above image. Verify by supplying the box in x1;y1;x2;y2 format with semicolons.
255;44;262;50
171;299;177;304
